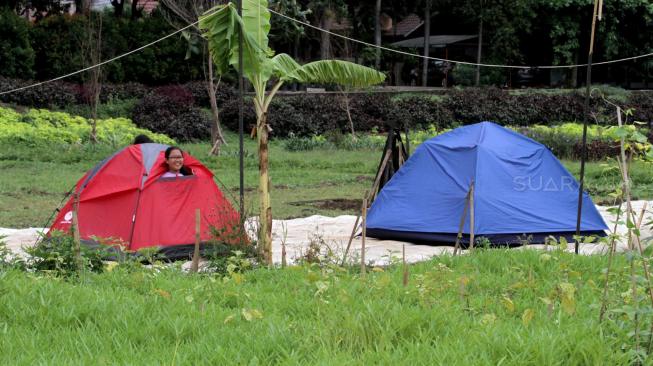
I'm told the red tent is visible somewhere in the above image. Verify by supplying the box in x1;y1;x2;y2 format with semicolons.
49;143;244;259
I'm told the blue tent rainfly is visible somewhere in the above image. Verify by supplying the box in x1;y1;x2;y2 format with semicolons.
366;122;608;246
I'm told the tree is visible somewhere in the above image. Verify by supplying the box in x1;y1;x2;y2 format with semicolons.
160;0;228;154
0;7;35;79
78;1;103;143
200;0;385;263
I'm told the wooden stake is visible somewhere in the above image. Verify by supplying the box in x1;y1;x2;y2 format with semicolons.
361;198;367;278
453;187;472;256
469;182;476;251
402;244;408;286
71;192;82;273
191;209;201;273
342;149;392;265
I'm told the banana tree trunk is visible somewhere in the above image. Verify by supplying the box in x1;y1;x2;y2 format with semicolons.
257;111;272;265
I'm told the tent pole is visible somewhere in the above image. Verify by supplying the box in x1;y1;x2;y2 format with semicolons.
453;187;472;256
237;0;245;219
469;181;475;251
575;0;602;255
342;149;392;265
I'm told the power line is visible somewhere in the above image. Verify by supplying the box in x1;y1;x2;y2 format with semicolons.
261;0;653;69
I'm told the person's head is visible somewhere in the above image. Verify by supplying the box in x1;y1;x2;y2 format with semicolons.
165;146;184;173
133;134;153;144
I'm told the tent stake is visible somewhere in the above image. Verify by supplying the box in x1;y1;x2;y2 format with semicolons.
469;182;476;251
191;209;201;273
361;198;367;278
453;187;472;256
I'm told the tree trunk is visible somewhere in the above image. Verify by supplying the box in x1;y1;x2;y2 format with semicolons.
207;53;226;155
374;0;382;69
320;12;332;59
475;15;483;86
570;51;579;88
131;0;142;20
422;0;431;87
257;111;272;265
292;33;300;91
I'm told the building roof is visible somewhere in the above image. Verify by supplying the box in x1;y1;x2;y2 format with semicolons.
391;35;478;48
384;14;423;37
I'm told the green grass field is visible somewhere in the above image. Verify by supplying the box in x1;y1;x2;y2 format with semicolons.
1;131;651;228
0;250;642;364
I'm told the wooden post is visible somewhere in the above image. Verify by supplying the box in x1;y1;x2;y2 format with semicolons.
361;198;367;278
469;182;475;251
402;244;408;286
453;187;472;256
342;149;392;265
71;192;82;273
191;209;201;273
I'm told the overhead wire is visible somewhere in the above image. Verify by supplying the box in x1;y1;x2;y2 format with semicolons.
1;2;652;96
260;0;653;69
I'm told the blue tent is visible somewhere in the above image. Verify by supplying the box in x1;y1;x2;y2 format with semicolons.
366;122;608;245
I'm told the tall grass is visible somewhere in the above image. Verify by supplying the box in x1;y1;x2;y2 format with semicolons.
0;249;636;364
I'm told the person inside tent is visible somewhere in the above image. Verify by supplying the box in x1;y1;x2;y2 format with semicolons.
162;146;193;178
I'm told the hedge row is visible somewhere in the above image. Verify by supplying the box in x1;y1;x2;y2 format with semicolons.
220;88;653;138
3;73;652;141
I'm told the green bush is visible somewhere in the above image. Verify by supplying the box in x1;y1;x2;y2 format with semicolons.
0;7;35;79
24;231;107;277
131;89;212;142
0;106;174;147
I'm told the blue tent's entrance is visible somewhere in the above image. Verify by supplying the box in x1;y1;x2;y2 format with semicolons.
365;122;608;246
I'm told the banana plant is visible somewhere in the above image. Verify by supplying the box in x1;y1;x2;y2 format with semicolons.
199;0;385;264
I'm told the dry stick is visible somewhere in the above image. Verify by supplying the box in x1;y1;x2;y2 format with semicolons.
342;149;392;265
191;209;201;273
469;182;476;251
402;244;408;286
71;192;82;273
599;201;624;322
453;188;472;256
361;198;367;278
281;221;288;268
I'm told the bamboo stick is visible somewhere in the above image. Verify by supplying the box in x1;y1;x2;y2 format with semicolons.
453;187;472;256
469;182;476;251
191;209;201;273
402;244;408;286
342;149;392;265
72;192;82;273
361;198;367;278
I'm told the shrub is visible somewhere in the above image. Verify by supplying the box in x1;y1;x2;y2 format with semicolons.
389;96;454;130
0;77;77;108
0;106;174;147
98;83;149;103
131;91;211;141
0;8;35;79
183;81;236;108
24;231;106;277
